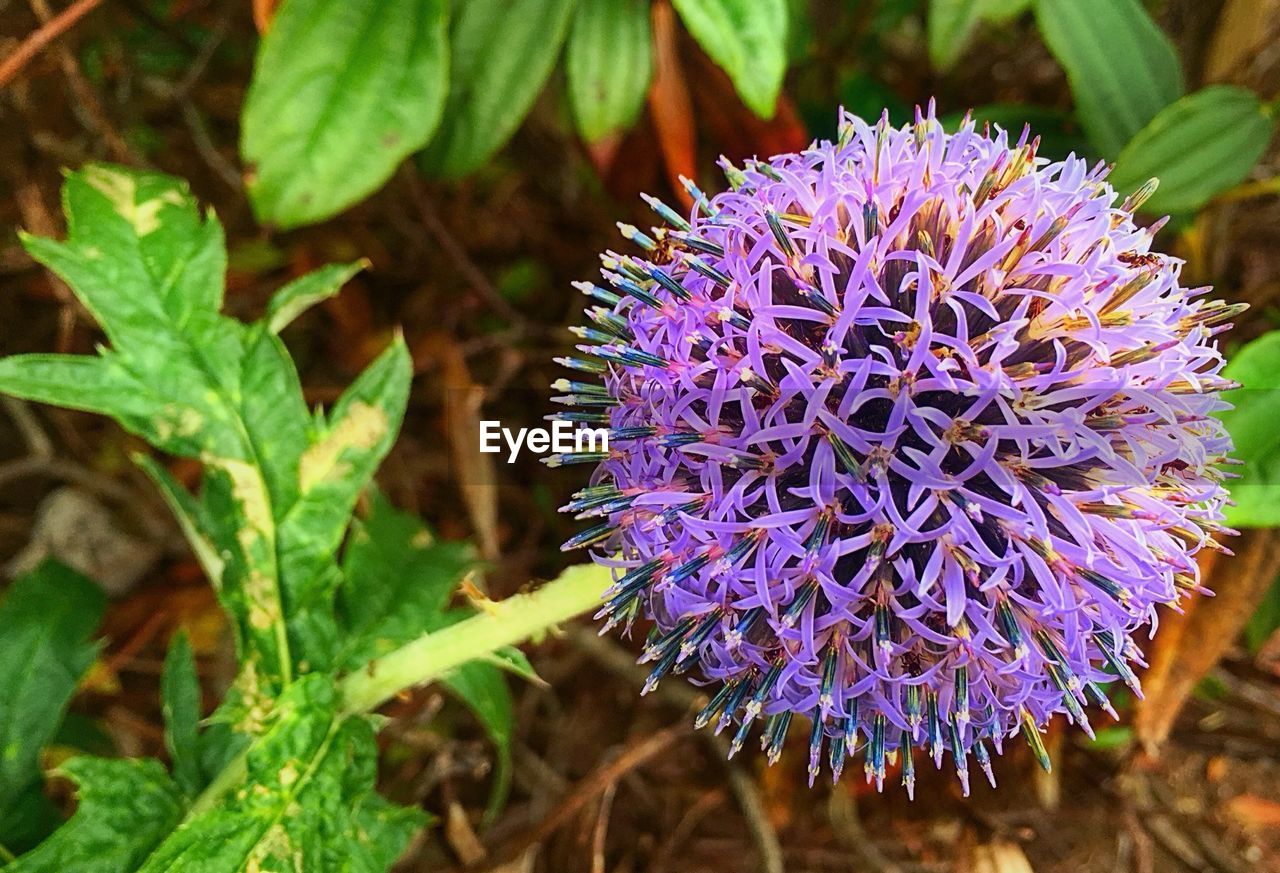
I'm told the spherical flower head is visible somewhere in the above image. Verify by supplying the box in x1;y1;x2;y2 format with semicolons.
549;106;1238;795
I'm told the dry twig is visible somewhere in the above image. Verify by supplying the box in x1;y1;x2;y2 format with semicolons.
0;0;104;89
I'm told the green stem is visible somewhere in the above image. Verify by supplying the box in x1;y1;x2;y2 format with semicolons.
338;562;611;714
187;562;611;816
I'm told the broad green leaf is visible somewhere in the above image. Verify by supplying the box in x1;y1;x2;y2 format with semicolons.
336;491;476;668
442;661;513;823
1108;86;1275;215
672;0;788;118
137;676;423;872
8;759;183;873
0;561;105;852
1219;331;1280;527
424;0;576;178
161;631;204;798
1034;0;1183;158
266;261;367;334
565;0;652;142
241;0;449;227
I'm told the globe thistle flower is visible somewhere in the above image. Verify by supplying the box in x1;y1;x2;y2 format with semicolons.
548;106;1239;795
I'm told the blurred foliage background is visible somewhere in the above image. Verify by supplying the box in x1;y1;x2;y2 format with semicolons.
2;0;1280;870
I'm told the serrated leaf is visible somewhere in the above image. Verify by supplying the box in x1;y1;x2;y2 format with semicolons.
424;0;576;178
277;337;412;669
565;0;652;142
241;0;449;227
1218;331;1280;528
5;164;414;701
1034;0;1183;157
5;165;414;706
1108;86;1276;215
161;631;204;798
266;261;366;334
8;759;183;873
137;676;423;872
0;561;105;852
336;491;476;668
671;0;788;118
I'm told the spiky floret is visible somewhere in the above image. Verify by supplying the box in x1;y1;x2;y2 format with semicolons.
550;106;1238;793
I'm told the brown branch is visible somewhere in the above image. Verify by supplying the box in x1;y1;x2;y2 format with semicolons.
0;0;105;90
473;723;688;871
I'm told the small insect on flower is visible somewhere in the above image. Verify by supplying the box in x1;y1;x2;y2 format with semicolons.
549;105;1238;794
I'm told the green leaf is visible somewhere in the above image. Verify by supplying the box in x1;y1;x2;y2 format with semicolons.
276;337;413;670
565;0;652;142
1219;331;1280;528
480;647;542;685
928;0;982;71
134;456;226;592
137;676;423;872
1108;86;1275;215
1034;0;1183;157
1086;725;1133;751
424;0;576;178
161;631;204;798
266;261;367;334
5;164;413;703
672;0;788;118
336;493;529;820
442;661;513;824
928;0;1032;70
336;491;476;668
8;759;183;873
983;0;1033;21
241;0;449;227
0;561;105;852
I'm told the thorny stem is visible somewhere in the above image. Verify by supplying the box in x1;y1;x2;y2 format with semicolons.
187;562;611;817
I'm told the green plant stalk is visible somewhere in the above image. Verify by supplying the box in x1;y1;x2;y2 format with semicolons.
339;561;611;714
187;562;611;817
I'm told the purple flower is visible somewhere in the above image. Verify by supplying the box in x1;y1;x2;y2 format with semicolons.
549;106;1239;795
